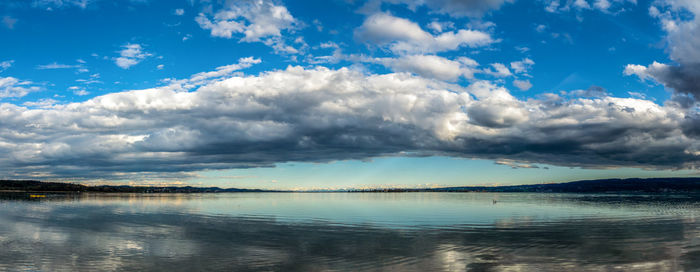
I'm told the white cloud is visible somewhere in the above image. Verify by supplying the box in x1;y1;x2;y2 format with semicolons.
174;8;184;16
0;77;41;99
114;43;151;69
545;0;560;12
623;63;654;80
186;57;261;84
355;13;430;44
513;79;533;91
515;46;530;53
484;63;512;77
535;24;547;33
627;91;647;100
23;98;59;108
36;62;81;69
355;13;493;54
650;1;700;63
73;89;89;96
195;0;297;54
510;58;535;74
0;60;13;72
378;55;479;81
594;0;611;11
2;16;17;29
68;86;89;96
427;21;454;33
157;64;164;70
574;0;591;9
319;41;338;49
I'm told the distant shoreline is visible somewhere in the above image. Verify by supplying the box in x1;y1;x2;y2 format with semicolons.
1;177;700;194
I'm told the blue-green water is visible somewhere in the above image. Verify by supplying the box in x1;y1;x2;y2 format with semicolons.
0;192;698;271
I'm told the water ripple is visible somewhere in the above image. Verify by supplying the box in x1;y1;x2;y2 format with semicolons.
0;192;698;271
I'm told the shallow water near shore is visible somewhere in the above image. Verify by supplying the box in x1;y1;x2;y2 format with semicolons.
0;192;698;271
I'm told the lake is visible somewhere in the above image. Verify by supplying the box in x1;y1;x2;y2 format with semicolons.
0;192;698;271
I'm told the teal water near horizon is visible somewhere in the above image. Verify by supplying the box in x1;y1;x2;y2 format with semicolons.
0;192;698;271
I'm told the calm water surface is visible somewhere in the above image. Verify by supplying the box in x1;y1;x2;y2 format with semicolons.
0;192;698;271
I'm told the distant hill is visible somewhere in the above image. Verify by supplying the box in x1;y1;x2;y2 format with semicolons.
1;177;699;193
0;180;267;193
353;178;700;193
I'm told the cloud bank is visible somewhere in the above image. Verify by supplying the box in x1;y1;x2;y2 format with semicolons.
2;58;699;180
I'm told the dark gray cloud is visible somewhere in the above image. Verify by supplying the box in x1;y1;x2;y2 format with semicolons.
681;111;700;137
625;62;700;104
360;0;514;18
1;63;699;180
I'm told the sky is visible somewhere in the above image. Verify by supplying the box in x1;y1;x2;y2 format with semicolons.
1;0;699;190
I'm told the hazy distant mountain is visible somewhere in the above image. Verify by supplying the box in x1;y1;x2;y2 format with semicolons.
1;178;699;193
367;178;700;193
0;180;267;193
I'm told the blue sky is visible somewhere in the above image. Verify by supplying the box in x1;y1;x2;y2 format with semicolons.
1;0;699;189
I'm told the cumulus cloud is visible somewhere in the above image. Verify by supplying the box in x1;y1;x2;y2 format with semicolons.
377;55;479;81
195;0;298;54
355;13;494;54
0;63;698;180
484;63;512;77
510;58;535;74
114;44;151;69
652;1;700;63
0;77;41;99
625;62;700;102
626;1;700;104
174;8;184;16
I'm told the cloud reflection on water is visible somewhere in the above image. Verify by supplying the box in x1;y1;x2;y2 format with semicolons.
0;193;698;271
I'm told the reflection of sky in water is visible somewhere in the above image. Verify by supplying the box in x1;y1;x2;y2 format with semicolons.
42;192;699;227
0;193;698;271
